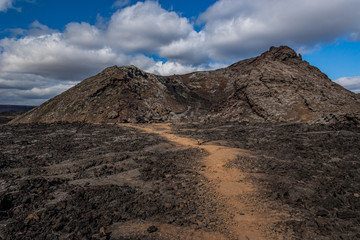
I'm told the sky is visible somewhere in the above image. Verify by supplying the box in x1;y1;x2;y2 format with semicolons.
0;0;360;105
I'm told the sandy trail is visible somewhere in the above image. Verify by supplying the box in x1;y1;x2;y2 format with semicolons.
125;123;290;240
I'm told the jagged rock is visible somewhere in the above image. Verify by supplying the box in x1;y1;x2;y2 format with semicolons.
10;46;360;125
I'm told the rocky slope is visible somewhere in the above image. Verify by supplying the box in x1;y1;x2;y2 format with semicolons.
10;46;360;124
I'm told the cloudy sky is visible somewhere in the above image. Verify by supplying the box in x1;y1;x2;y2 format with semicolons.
0;0;360;105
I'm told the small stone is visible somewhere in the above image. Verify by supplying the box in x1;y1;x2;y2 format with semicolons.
108;111;119;119
316;209;328;217
354;193;360;198
99;227;106;236
147;225;158;233
337;210;356;219
26;213;40;221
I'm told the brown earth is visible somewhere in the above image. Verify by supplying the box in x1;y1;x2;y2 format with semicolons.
10;46;360;125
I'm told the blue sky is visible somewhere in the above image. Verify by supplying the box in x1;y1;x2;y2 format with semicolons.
0;0;360;105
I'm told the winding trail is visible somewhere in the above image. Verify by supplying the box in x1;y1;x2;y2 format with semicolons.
125;123;290;240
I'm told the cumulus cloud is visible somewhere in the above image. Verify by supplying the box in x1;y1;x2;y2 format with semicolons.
112;0;131;8
0;72;54;90
0;34;127;80
27;21;58;36
17;84;75;99
0;83;76;105
0;71;78;105
0;0;14;11
107;1;193;53
159;31;208;65
146;61;205;76
0;1;198;86
195;0;360;61
2;20;58;38
348;32;360;42
335;76;360;93
64;22;104;50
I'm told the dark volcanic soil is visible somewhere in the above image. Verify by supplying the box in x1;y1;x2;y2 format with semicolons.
0;112;26;125
1;121;360;239
0;123;225;240
173;122;360;239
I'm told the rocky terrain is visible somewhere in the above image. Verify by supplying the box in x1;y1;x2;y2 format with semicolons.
0;106;34;125
173;121;360;239
10;46;360;125
0;122;227;240
0;112;25;125
1;121;359;239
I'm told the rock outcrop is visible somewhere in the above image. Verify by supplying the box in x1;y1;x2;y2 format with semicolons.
10;46;360;124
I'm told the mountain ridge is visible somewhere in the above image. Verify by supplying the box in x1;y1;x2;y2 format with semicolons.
10;46;360;125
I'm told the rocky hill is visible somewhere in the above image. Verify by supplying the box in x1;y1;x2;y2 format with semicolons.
10;46;360;124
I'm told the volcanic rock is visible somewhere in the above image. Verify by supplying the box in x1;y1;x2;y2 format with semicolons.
10;46;360;124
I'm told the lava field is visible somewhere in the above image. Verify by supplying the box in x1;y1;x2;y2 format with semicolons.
0;121;359;239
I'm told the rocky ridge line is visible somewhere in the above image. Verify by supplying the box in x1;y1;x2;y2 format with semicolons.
10;46;360;125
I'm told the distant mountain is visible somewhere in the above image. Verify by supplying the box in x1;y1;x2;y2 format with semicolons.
0;105;35;113
10;46;360;125
0;105;35;124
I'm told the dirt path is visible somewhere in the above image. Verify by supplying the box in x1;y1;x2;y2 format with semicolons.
125;123;291;240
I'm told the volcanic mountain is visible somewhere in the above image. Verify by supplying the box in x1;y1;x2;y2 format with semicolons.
10;46;360;124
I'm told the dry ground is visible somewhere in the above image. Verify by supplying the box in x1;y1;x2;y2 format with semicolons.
1;121;359;239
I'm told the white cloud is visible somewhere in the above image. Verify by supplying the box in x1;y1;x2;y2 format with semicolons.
146;61;205;76
3;0;360;80
0;0;13;11
0;34;128;80
28;20;58;36
195;0;360;61
159;31;208;65
2;21;58;38
0;72;54;90
348;32;360;42
64;22;104;50
0;71;78;105
107;1;193;53
0;84;75;105
18;84;75;99
112;0;131;8
335;76;360;93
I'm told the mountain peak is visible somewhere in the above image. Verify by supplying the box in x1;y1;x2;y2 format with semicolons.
101;65;141;73
100;65;148;80
261;45;301;62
